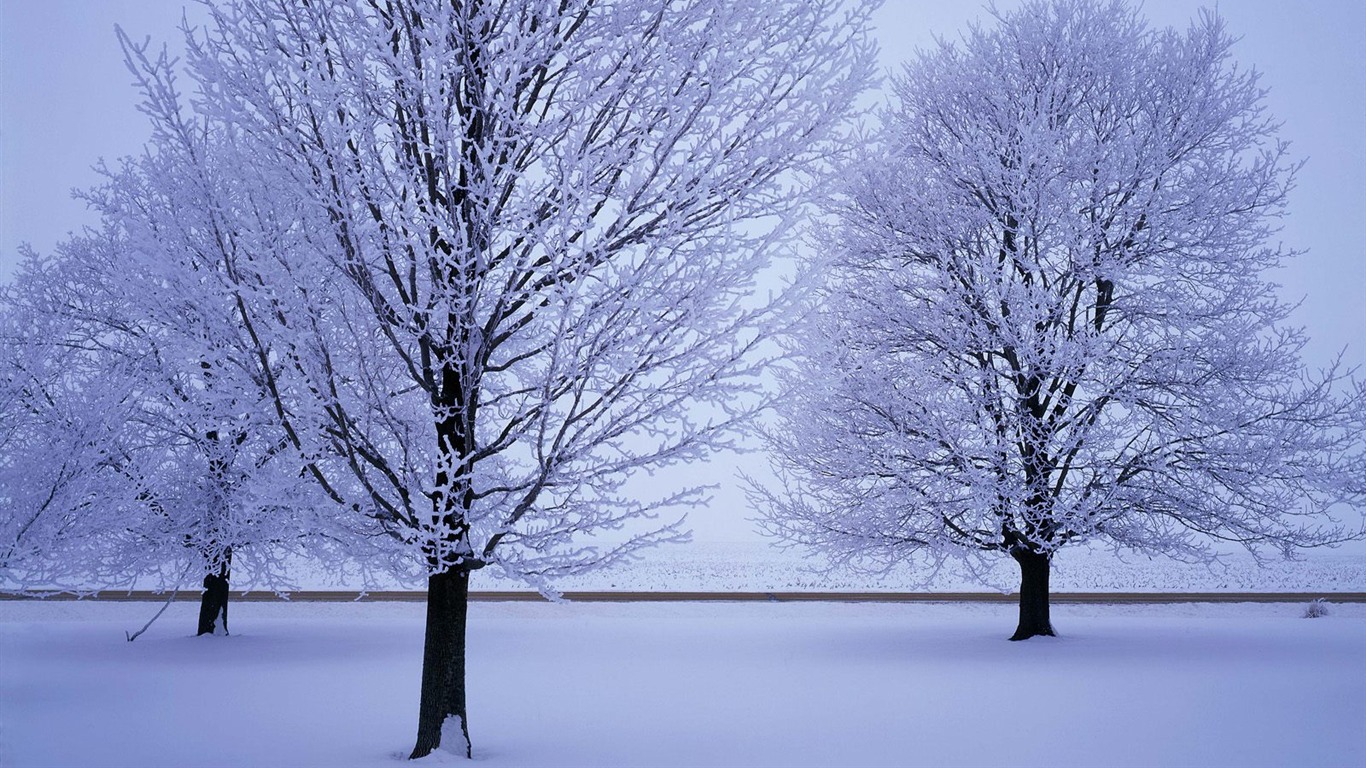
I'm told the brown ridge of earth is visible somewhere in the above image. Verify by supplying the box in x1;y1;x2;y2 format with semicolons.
2;590;1363;603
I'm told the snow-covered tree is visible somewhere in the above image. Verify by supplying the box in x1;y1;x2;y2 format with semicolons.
128;0;877;756
757;0;1366;641
0;230;341;634
0;41;345;631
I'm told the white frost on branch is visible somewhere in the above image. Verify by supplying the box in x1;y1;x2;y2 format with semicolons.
110;0;879;586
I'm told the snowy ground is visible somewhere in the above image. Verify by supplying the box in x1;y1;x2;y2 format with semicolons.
2;599;1362;768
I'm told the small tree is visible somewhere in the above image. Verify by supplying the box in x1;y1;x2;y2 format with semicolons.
0;231;336;630
0;73;342;629
134;0;876;757
757;0;1366;641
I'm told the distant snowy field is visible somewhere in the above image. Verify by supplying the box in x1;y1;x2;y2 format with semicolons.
459;540;1366;594
14;539;1363;596
2;599;1362;767
173;539;1365;595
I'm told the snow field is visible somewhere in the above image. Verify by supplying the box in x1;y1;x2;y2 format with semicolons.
1;599;1362;767
488;541;1366;593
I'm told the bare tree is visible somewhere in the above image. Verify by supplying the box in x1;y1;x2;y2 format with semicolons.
125;0;877;757
756;0;1366;641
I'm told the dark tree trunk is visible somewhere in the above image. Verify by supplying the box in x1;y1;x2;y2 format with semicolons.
196;552;231;636
409;567;472;760
1009;547;1055;641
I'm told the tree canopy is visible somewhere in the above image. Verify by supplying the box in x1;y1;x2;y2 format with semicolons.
757;0;1366;640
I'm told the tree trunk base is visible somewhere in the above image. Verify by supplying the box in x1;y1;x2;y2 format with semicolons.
1009;548;1055;641
409;568;472;760
196;572;230;636
1008;625;1057;642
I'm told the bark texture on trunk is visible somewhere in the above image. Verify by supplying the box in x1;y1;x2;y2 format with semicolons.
1009;547;1055;641
196;554;231;636
409;567;472;760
